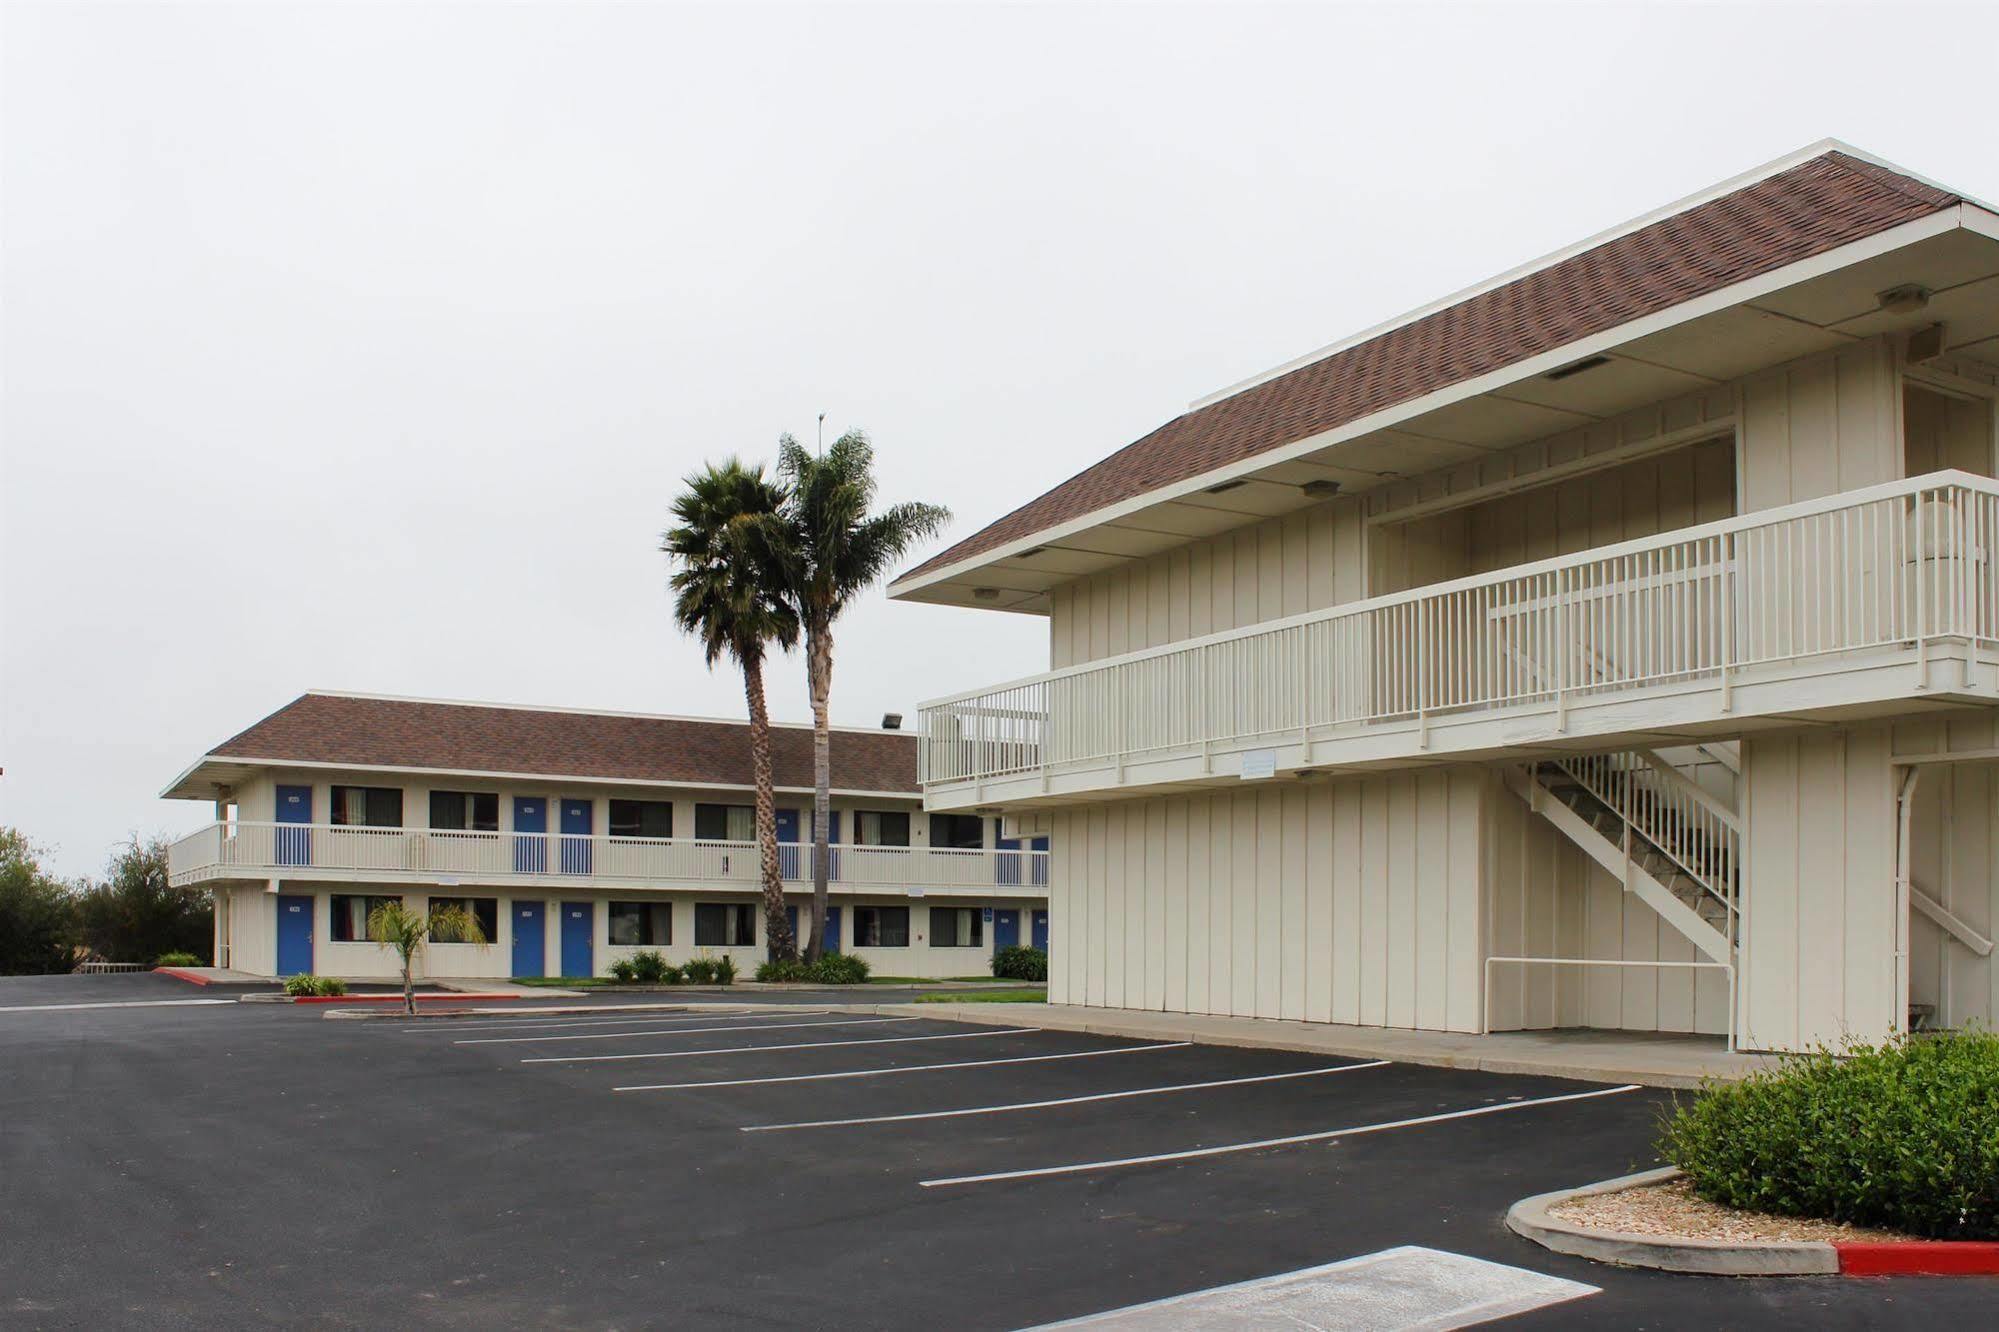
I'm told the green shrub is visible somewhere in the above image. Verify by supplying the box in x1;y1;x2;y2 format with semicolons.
682;954;737;986
282;974;345;997
607;957;637;983
627;950;680;985
756;958;810;983
314;976;347;997
1660;1030;1999;1240
154;951;202;969
807;953;869;985
991;945;1048;982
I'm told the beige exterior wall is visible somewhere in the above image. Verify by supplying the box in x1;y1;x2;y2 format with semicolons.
1047;770;1484;1031
223;883;1034;981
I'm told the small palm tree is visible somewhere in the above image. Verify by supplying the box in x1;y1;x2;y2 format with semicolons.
366;900;486;1015
664;459;803;962
768;430;948;960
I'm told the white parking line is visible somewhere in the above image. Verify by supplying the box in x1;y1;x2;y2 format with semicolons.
525;1028;1029;1064
919;1084;1644;1187
615;1042;1192;1092
398;1008;780;1033
741;1060;1392;1132
1024;1244;1597;1329
456;1016;910;1045
0;999;237;1013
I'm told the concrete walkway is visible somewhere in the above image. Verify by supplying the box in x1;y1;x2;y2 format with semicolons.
869;1002;1781;1089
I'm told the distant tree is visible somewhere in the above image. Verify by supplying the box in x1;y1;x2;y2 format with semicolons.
366;900;486;1015
71;835;209;965
0;828;76;974
765;431;948;960
664;458;803;963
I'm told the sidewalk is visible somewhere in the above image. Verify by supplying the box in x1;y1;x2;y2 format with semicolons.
869;1003;1781;1089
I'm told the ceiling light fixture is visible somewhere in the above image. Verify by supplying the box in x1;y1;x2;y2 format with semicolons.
1877;284;1932;316
1300;479;1343;501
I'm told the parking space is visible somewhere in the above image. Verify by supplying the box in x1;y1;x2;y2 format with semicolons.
5;976;1994;1329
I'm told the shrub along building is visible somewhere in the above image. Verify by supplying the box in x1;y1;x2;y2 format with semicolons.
896;142;1999;1054
164;692;1050;980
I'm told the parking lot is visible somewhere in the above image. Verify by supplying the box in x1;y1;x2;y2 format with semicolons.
2;978;1991;1329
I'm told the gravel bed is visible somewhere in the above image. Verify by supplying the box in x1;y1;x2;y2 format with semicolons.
1550;1177;1914;1244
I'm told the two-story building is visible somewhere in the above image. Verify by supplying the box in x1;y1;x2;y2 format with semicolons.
894;142;1999;1054
164;692;1050;980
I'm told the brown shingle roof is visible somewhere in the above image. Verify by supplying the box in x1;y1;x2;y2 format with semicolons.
901;151;1958;584
207;693;917;793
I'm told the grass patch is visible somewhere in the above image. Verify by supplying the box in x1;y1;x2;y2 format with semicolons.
1661;1029;1999;1240
868;975;1024;984
912;989;1047;1004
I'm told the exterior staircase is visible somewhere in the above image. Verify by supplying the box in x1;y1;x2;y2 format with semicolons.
1505;748;1739;965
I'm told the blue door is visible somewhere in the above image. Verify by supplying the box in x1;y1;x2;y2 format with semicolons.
1032;908;1049;952
784;904;841;954
275;785;312;866
560;902;593;977
514;797;548;873
275;894;314;976
993;909;1019;949
559;800;592;875
512;901;545;978
775;808;801;879
995;835;1022;886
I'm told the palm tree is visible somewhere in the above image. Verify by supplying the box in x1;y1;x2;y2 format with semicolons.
365;900;486;1015
769;430;948;961
664;459;803;962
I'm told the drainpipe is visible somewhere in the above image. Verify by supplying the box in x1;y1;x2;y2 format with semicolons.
1892;766;1922;1039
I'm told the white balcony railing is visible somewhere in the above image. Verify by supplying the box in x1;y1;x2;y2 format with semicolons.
167;823;1050;893
921;472;1999;791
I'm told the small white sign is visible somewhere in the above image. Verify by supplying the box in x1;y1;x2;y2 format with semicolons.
1240;749;1278;781
437;876;460;887
909;885;926;898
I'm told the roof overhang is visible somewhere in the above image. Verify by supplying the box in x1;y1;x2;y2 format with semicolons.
891;152;1999;614
160;754;922;803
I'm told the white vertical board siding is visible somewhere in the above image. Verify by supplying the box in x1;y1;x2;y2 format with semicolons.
1046;769;1483;1031
1896;716;1999;1032
1902;383;1994;477
1740;340;1898;511
1482;779;1727;1036
1740;726;1898;1053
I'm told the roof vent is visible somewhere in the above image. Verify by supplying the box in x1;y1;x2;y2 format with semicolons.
881;712;903;730
973;587;1000;602
1017;545;1050;559
1543;355;1612;381
1204;478;1248;495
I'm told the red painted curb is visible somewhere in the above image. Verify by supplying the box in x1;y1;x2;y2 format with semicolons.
156;968;212;986
290;993;527;1005
1835;1242;1999;1276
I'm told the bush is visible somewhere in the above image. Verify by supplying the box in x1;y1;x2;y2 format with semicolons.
282;974;345;997
991;945;1048;982
607;958;637;983
756;958;810;983
0;829;76;975
807;953;869;985
682;954;737;986
627;950;681;985
1660;1030;1999;1239
154;951;202;968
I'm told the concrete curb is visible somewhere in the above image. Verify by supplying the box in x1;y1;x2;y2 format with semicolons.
320;1001;762;1021
1506;1168;1840;1275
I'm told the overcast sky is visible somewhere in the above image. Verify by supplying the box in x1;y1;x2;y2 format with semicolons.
5;1;1997;877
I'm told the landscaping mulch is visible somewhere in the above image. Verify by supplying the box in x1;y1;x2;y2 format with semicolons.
1550;1177;1914;1245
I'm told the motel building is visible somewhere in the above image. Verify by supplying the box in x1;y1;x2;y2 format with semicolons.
163;692;1050;981
894;142;1999;1055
